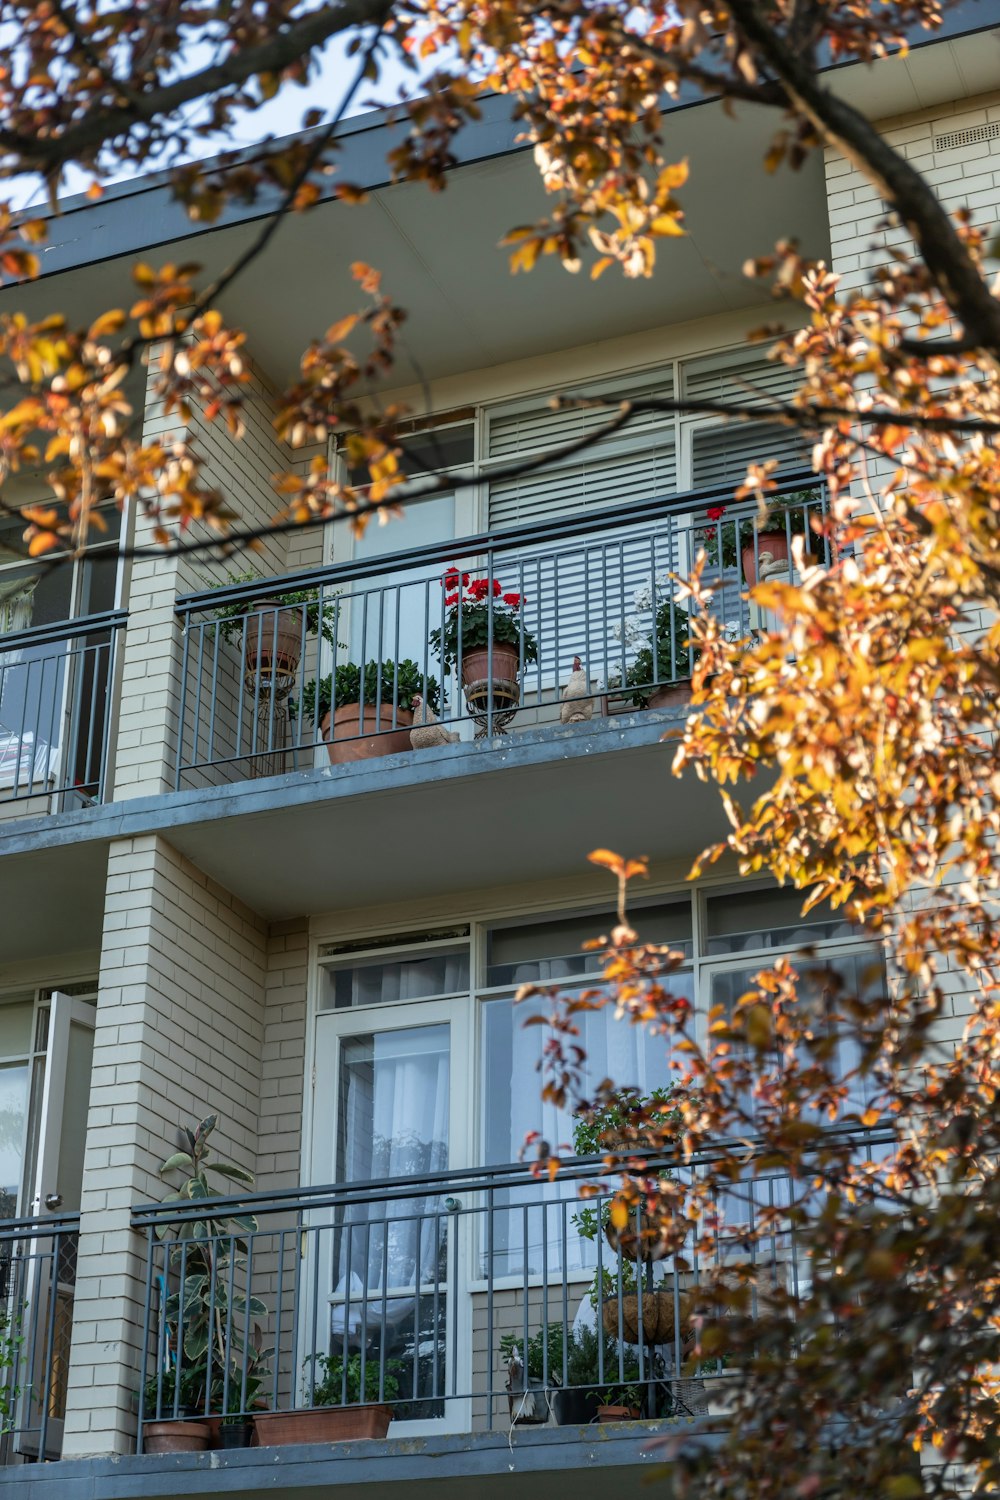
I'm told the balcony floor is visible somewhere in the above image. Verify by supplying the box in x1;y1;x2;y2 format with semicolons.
6;1420;701;1500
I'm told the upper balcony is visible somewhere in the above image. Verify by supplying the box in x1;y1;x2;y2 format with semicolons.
172;475;826;790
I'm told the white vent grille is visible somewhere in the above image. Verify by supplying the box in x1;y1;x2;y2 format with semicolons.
934;123;1000;153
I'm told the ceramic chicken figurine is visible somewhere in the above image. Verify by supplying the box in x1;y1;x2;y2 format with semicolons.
560;655;594;724
409;693;460;748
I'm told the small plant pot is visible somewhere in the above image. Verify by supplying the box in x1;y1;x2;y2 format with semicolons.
741;530;790;587
143;1420;211;1454
254;1405;393;1445
219;1420;254;1449
243;599;304;677
552;1387;601;1426
321;705;414;764
597;1405;642;1422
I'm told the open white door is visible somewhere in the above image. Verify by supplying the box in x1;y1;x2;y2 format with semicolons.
15;993;95;1458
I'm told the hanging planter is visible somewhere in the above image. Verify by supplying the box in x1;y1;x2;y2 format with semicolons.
460;641;521;714
602;1290;688;1346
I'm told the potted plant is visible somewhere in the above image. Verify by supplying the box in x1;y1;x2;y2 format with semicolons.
596;1378;647;1422
209;568;340;681
429;568;538;718
293;659;439;763
624;603;693;711
500;1323;650;1427
699;488;820;586
255;1352;402;1445
141;1365;213;1454
142;1116;268;1456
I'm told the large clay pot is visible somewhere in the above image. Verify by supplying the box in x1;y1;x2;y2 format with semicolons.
143;1420;211;1454
741;529;789;587
254;1404;393;1445
602;1290;689;1346
321;704;414;764
243;598;304;677
460;642;520;712
646;683;692;712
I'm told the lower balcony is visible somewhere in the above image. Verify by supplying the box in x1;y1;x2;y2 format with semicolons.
126;1155;804;1470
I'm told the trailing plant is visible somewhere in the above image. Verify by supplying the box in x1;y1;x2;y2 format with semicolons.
429;568;538;674
293;658;440;725
699;488;820;571
207;569;341;648
0;1307;23;1435
154;1115;269;1417
307;1351;402;1407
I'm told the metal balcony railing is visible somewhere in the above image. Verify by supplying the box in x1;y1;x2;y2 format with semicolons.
173;476;827;789
0;1212;81;1463
131;1141;872;1449
0;611;127;807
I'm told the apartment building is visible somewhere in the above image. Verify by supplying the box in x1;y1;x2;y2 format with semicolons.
0;6;997;1494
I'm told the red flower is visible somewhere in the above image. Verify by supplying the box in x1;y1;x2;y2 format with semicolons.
492;579;502;597
467;578;491;601
442;566;469;591
706;504;727;521
444;592;459;607
503;592;522;608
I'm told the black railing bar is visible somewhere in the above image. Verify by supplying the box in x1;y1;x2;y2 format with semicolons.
0;608;129;652
0;1212;81;1239
175;472;824;612
132;1128;892;1225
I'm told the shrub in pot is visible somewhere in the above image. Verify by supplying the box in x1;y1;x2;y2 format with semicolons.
624;604;693;711
255;1353;402;1445
699;487;821;585
293;660;440;764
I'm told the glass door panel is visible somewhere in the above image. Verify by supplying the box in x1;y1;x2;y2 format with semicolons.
312;1000;469;1430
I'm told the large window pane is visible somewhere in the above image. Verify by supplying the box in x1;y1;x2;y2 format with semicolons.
482;984;688;1276
0;1062;28;1218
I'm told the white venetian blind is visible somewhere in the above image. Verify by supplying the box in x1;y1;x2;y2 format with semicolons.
486;371;676;530
683;347;809;490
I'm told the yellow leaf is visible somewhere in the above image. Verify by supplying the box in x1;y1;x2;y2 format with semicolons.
609;1199;629;1230
650;214;685;237
88;309;126;340
589;849;625;876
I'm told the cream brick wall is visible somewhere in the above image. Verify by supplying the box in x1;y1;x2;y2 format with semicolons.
112;352;300;801
825;92;1000;288
62;834;268;1457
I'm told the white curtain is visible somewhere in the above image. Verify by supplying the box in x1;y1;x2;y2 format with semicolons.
332;1025;450;1342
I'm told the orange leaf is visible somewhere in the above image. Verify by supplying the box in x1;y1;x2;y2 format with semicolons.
589;849;625;876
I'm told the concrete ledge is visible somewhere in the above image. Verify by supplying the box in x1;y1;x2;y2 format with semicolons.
3;1421;704;1500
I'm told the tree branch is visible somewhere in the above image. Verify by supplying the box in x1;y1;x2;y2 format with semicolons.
0;0;394;177
723;0;1000;353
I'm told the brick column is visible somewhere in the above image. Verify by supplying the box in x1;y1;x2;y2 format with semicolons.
61;835;267;1458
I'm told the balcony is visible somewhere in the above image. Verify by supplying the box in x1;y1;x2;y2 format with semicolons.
0;1211;80;1464
130;1150;819;1466
173;477;827;792
0;612;126;815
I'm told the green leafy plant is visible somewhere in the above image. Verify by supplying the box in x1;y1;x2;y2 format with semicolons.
149;1115;270;1419
625;603;692;707
429;568;538;674
293;658;440;725
208;568;341;648
0;1307;23;1435
307;1351;402;1407
700;487;821;571
499;1321;646;1397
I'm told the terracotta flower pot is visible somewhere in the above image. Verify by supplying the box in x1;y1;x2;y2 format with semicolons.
243;599;304;677
321;704;414;764
645;682;692;712
741;529;790;587
254;1405;393;1445
460;642;520;712
597;1405;642;1422
143;1420;212;1454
